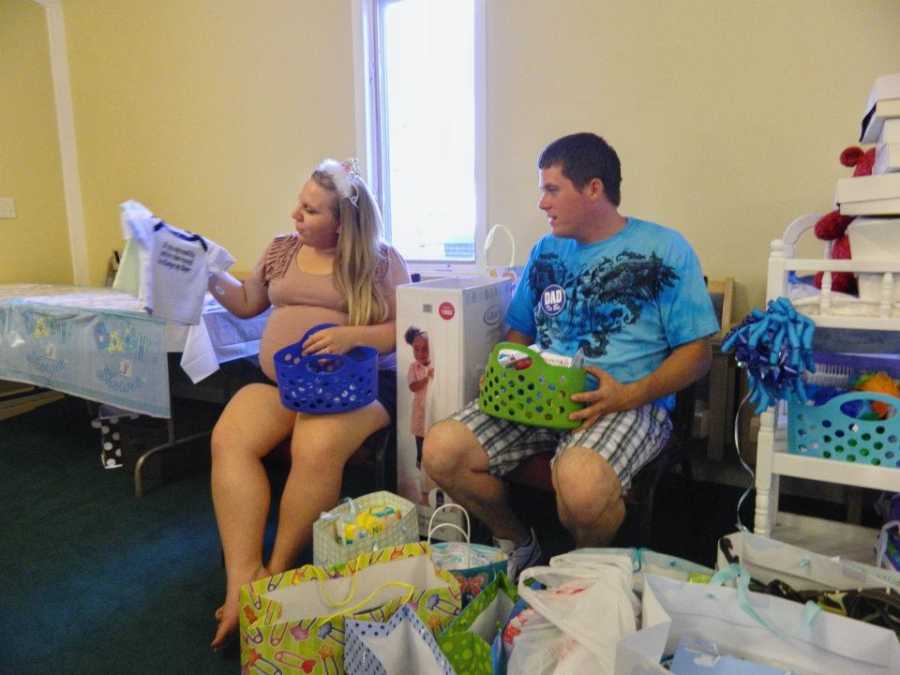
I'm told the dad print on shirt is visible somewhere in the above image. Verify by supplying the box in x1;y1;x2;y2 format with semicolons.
506;217;719;400
532;249;679;358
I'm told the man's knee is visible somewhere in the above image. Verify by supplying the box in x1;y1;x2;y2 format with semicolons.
554;447;622;528
421;420;476;481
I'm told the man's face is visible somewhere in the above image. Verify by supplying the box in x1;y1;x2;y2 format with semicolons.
537;164;593;241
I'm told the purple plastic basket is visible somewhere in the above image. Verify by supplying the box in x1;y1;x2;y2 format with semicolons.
273;323;378;414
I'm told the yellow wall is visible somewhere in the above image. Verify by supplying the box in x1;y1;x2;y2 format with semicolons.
0;0;71;284
63;0;355;285
47;0;900;315
486;0;900;318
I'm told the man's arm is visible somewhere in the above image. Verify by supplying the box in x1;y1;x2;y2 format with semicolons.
504;329;533;346
569;337;712;430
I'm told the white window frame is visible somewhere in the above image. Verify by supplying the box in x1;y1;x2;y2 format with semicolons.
352;0;488;277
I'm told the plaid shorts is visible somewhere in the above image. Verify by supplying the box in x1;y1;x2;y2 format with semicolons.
449;399;673;490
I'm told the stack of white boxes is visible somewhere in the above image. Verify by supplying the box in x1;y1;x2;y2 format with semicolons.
836;73;900;303
395;276;514;537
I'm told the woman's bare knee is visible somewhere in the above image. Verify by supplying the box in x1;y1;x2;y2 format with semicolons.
289;405;390;473
422;420;482;481
289;439;346;476
210;383;292;461
209;406;255;459
210;419;234;459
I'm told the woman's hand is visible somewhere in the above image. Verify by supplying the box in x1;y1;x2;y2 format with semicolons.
568;365;636;432
301;326;358;356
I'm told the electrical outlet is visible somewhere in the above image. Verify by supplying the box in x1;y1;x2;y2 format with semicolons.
0;197;15;219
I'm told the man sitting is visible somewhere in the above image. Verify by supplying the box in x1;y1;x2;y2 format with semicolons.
422;132;718;579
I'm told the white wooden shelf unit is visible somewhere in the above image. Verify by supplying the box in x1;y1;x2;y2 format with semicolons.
753;214;900;538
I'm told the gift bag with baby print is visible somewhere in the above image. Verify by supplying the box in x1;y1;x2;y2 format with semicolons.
239;542;461;675
437;572;518;675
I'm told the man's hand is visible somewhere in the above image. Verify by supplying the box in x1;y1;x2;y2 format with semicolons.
301;326;357;356
568;365;636;432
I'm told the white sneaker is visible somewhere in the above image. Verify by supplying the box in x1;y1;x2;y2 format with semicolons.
495;527;542;582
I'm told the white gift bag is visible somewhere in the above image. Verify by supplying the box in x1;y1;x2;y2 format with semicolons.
482;224;522;284
515;551;640;674
344;604;454;675
564;547;715;593
717;530;900;593
616;572;900;675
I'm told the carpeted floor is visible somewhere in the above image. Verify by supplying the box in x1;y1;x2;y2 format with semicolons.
2;398;241;674
0;396;869;674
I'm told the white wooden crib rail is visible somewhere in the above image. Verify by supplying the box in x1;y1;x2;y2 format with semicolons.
768;214;900;329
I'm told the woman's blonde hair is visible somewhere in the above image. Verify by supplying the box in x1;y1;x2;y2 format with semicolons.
311;160;390;326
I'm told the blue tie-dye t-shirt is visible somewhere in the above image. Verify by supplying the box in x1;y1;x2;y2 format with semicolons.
506;217;719;410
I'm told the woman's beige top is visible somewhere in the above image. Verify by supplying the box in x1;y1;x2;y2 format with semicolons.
250;233;410;381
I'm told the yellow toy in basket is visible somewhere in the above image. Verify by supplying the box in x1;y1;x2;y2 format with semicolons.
336;505;402;545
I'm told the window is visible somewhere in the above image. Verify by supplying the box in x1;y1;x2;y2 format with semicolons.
354;0;486;271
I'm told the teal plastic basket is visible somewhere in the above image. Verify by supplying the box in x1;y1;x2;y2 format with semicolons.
478;342;587;430
788;392;900;468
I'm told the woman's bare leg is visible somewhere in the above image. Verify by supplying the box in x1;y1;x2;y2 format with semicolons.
209;384;295;649
267;401;390;574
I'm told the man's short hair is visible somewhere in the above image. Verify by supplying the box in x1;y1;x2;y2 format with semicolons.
538;133;622;206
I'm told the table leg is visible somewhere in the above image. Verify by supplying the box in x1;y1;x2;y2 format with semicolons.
133;418;211;497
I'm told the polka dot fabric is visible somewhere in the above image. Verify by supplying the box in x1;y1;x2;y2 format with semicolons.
345;604;454;674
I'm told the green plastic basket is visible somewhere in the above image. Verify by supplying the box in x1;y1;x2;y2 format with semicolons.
478;342;587;430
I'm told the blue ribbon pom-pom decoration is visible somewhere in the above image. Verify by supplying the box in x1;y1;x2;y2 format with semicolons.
721;297;815;414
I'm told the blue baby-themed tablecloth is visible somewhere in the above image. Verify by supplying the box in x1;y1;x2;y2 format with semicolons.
0;299;170;417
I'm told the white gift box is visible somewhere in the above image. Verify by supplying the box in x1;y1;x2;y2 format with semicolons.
845;217;900;302
860;73;900;144
874;118;900;145
874;143;900;175
395;276;513;537
836;174;900;216
847;217;900;260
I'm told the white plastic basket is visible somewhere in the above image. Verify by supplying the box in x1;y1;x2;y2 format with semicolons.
312;490;420;568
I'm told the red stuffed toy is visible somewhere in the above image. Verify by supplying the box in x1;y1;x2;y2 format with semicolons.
813;146;876;294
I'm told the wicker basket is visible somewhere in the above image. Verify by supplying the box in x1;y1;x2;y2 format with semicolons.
313;490;420;568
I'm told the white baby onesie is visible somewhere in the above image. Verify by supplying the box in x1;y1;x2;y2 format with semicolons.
120;200;234;324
